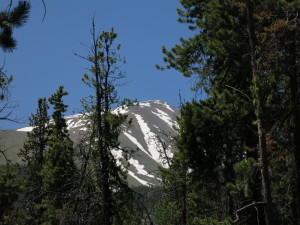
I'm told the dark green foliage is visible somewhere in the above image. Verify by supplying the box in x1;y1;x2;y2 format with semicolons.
20;98;49;183
158;0;251;92
40;86;76;210
18;97;49;222
0;164;20;222
0;1;30;52
42;86;75;193
157;0;300;224
133;185;162;213
170;99;245;223
18;87;77;224
75;22;139;225
154;151;188;225
0;70;12;102
0;68;14;122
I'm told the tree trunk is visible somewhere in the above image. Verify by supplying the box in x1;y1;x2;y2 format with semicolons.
289;16;300;225
92;21;112;225
245;1;273;224
182;173;187;225
245;126;265;225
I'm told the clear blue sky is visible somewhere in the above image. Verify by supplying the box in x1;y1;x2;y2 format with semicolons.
1;0;197;130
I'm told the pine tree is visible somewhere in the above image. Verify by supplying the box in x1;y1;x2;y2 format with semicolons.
0;1;30;131
157;0;299;224
0;164;20;223
19;97;49;222
157;1;258;222
154;151;189;225
39;86;77;223
75;20;136;224
0;1;30;52
281;2;300;224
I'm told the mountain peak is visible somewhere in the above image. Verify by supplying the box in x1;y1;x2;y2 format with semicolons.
4;100;179;187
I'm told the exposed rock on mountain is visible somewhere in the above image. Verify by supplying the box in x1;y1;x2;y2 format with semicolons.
0;100;179;186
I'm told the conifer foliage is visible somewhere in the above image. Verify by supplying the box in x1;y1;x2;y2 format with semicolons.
0;1;30;52
156;0;300;224
41;86;76;198
40;86;77;222
19;87;77;224
74;20;138;225
18;97;49;222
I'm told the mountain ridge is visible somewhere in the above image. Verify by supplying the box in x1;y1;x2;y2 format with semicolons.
0;100;179;187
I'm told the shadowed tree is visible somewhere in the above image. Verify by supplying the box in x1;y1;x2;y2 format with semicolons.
74;20;140;224
39;86;77;224
18;97;49;223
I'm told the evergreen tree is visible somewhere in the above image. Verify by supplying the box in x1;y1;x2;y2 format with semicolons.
154;151;189;225
0;1;30;52
74;21;135;225
245;1;273;223
39;86;77;223
157;1;261;222
0;164;20;223
158;0;300;224
19;97;49;222
75;21;136;224
279;2;300;224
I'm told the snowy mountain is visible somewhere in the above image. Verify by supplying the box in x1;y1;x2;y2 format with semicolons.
0;100;179;187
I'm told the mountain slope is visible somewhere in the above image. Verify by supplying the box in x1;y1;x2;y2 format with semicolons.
0;100;179;186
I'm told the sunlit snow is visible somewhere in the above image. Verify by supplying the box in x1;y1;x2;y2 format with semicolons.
133;113;162;164
16;126;33;132
128;158;155;178
112;105;129;114
111;149;124;167
128;171;150;186
139;102;151;108
123;131;152;158
152;108;177;129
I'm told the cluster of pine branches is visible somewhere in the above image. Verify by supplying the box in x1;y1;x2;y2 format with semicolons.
154;0;300;225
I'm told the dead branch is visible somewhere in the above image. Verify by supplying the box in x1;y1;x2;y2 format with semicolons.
233;201;265;223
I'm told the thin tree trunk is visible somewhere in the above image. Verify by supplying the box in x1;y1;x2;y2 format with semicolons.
245;128;265;225
290;54;300;225
289;15;300;225
91;20;112;225
182;174;187;225
245;1;273;224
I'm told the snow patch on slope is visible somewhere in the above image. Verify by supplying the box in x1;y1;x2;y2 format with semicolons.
139;102;151;108
128;158;155;179
67;119;86;130
123;131;152;158
164;103;175;113
113;105;129;114
128;171;150;186
152;100;176;113
111;149;124;168
112;148;154;186
16;127;33;132
133;113;162;164
152;108;177;129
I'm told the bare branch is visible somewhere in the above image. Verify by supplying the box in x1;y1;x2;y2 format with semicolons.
233;201;265;223
225;84;252;102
